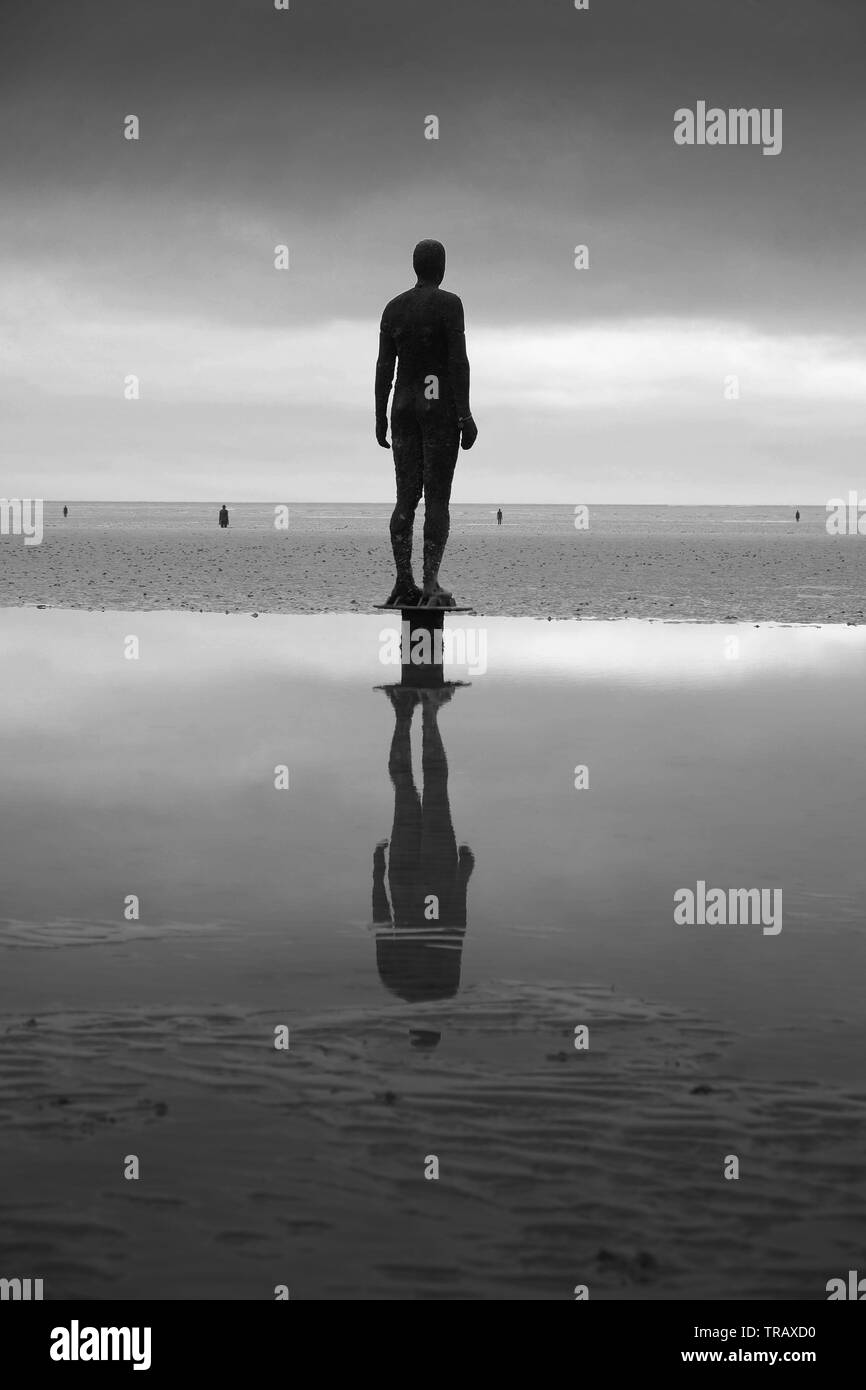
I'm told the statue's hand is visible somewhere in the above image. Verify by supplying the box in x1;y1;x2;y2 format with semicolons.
460;415;478;450
376;420;390;449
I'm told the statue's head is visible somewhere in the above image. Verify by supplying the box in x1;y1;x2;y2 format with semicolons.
413;239;446;286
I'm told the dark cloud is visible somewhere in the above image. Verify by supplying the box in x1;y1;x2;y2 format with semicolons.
1;0;863;498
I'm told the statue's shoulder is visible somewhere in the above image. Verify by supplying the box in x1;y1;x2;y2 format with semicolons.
382;289;414;318
435;288;465;322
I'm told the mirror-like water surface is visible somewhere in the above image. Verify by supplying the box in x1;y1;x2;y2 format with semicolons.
1;611;864;1298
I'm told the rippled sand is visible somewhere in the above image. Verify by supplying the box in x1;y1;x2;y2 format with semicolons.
2;983;864;1299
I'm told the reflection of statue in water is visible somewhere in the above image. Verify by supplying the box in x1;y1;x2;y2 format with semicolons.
372;684;474;1043
375;239;478;611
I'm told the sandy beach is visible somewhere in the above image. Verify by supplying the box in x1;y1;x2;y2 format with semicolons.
2;504;865;622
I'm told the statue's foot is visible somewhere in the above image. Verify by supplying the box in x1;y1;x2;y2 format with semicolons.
419;581;455;609
419;685;454;709
383;579;422;608
382;685;421;713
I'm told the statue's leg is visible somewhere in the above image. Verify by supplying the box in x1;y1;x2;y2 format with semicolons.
421;417;460;599
386;695;422;925
419;695;457;867
388;411;423;601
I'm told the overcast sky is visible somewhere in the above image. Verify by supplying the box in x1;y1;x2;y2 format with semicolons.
1;0;864;502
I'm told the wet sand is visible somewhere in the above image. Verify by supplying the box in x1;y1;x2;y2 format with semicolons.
1;610;864;1298
3;988;864;1300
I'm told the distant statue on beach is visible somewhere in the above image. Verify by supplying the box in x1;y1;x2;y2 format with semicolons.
372;684;474;1029
375;239;477;609
218;505;229;529
795;508;800;522
63;505;68;518
496;508;502;526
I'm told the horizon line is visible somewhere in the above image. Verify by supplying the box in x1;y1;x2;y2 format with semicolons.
38;499;822;508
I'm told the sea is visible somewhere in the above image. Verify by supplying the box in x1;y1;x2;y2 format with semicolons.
44;501;823;536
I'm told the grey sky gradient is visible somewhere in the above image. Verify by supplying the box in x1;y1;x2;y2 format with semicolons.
1;0;864;501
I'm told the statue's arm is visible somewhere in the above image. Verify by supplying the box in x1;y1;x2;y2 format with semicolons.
445;296;471;420
372;841;392;924
375;313;397;432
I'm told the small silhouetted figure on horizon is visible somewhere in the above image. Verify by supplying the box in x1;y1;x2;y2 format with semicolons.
63;505;68;518
375;238;477;609
218;505;229;529
496;507;502;526
795;508;800;522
